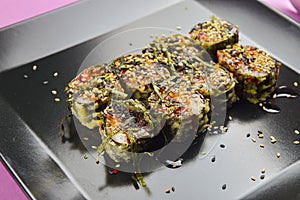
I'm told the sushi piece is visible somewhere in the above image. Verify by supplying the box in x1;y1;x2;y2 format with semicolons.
217;44;281;104
147;76;210;143
143;34;212;72
98;99;156;163
190;16;239;61
184;63;237;108
144;34;237;107
111;53;171;102
65;64;125;129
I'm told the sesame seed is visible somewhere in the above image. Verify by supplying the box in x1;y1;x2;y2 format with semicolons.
23;74;29;79
54;98;60;102
91;146;97;149
293;140;299;145
211;156;216;163
115;164;120;168
171;187;175;192
270;136;275;140
176;26;182;30
294;129;299;135
53;72;59;77
246;133;251;138
32;65;38;71
222;184;227;190
83;137;89;141
200;151;206;155
261;168;266;173
83;155;88;159
251;138;256;143
251;176;256;181
43;80;49;85
260;144;265;148
276;153;281;158
270;139;277;144
51;90;57;95
228;116;232;121
293;81;298;87
165;188;171;193
260;175;265;180
95;158;100;164
258;133;264;138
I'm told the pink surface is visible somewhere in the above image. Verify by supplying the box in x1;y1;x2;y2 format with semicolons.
0;0;79;29
0;161;28;200
260;0;300;23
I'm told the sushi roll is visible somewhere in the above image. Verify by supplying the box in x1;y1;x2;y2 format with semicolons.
111;53;171;102
190;16;239;61
144;33;236;107
143;34;211;72
65;64;125;129
179;62;237;109
98;99;156;163
203;64;237;107
147;77;210;143
217;44;281;104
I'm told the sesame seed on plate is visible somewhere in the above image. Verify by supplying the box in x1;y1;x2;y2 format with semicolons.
54;98;60;102
51;90;58;95
259;144;265;148
276;152;281;158
222;184;227;190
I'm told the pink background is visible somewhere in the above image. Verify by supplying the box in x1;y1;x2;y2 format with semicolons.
0;0;79;29
260;0;300;23
0;161;28;200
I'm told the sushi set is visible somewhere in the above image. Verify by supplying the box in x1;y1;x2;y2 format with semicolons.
0;0;299;199
65;16;283;182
